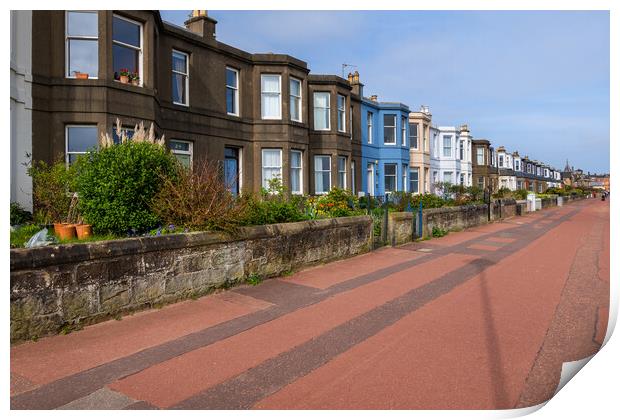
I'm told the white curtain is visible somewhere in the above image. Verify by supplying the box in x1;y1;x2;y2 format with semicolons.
314;156;331;193
262;150;281;188
313;93;330;130
290;151;301;193
261;75;280;118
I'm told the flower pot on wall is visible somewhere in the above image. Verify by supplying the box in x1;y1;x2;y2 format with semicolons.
56;224;76;241
75;224;93;240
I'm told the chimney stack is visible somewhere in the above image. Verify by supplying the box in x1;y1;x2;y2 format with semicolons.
370;95;378;102
184;10;217;41
349;71;363;97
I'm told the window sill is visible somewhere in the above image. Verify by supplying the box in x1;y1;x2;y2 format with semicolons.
173;102;190;108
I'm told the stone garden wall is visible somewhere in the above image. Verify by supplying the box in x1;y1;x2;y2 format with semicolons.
10;216;372;342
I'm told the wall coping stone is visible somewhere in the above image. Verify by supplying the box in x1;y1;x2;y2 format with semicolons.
10;215;372;271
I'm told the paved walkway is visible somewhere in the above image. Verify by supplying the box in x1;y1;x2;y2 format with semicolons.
10;199;609;410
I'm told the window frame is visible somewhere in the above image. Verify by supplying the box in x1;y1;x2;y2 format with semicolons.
172;49;190;106
401;117;407;147
410;167;420;194
383;114;396;145
314;155;332;195
260;74;282;120
112;13;143;86
409;122;418;150
169;139;193;169
225;66;239;116
313;92;331;131
337;94;346;133
338;156;347;189
65;10;99;79
384;163;397;193
261;148;283;189
442;135;452;158
65;124;98;166
289;77;302;123
367;111;373;144
290;149;303;195
476;147;484;165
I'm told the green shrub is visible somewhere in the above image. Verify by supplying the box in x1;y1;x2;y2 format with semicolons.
513;189;529;200
411;193;447;209
10;202;32;226
432;226;448;238
309;188;362;218
493;187;512;199
151;160;246;232
28;158;76;224
75;141;178;234
239;177;307;226
465;186;484;202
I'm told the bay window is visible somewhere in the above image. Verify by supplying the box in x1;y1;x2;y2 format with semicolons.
226;67;239;115
442;136;452;157
338;156;347;189
401;117;407;146
410;167;419;193
261;75;281;119
409;122;418;149
65;11;98;78
384;164;397;192
172;50;189;105
476;147;484;165
384;114;396;145
314;155;331;194
367;112;373;143
262;149;282;189
313;92;330;130
290;150;302;195
113;14;142;84
337;95;346;132
290;78;302;122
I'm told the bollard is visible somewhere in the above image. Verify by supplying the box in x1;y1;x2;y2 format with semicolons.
418;201;423;239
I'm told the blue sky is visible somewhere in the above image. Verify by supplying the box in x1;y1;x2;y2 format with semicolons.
161;10;610;173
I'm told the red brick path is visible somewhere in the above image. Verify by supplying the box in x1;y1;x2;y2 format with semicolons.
10;199;610;410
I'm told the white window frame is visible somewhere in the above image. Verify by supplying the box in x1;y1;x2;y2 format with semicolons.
261;148;283;189
367;112;373;144
338;156;347;189
314;155;332;194
337;94;346;133
402;164;408;192
443;171;453;184
65;11;99;79
384;163;397;192
409;122;418;150
289;77;302;122
313;92;331;131
442;135;452;158
401;117;407;146
65;124;98;166
112;14;143;86
410;167;420;194
225;66;239;116
172;49;190;106
367;163;375;196
260;74;282;120
290;149;303;195
351;161;356;194
169;139;193;168
476;147;484;165
383;114;397;145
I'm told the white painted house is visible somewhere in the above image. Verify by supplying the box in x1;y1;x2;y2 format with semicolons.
430;125;472;194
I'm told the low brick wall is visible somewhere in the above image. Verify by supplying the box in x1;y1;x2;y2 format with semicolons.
10;216;372;342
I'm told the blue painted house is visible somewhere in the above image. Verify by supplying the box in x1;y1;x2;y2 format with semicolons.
360;97;411;196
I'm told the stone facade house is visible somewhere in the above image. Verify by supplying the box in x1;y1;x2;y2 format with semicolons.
9;10;363;210
408;106;432;195
471;139;498;192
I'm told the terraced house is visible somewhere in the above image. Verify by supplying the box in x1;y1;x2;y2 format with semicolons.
408;106;432;195
9;10;363;210
360;91;410;196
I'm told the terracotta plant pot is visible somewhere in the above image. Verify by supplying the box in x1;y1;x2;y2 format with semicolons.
53;222;68;236
76;72;89;79
131;80;139;86
75;224;93;240
120;75;129;84
56;224;76;241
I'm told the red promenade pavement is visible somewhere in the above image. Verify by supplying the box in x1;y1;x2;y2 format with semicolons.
10;199;610;410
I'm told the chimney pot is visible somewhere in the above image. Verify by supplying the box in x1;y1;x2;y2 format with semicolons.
370;95;378;102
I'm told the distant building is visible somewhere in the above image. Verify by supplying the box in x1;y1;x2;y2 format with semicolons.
471;139;498;192
408;106;432;194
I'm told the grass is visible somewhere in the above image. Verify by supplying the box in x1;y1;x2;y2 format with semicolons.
246;273;262;286
10;224;43;248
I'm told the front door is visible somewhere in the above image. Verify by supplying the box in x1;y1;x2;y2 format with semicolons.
224;147;240;195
